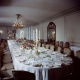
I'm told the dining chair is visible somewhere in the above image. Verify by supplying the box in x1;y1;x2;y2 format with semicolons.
64;42;70;48
45;44;50;49
63;48;71;55
70;55;80;80
0;69;14;80
61;64;73;80
76;50;80;59
12;70;35;80
0;47;4;60
55;41;59;50
42;43;45;47
59;41;63;48
56;41;59;46
49;45;55;51
57;46;63;53
2;77;14;80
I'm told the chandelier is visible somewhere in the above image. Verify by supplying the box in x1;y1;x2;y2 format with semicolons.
12;14;25;29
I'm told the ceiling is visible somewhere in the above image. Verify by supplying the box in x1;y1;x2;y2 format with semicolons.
0;0;80;27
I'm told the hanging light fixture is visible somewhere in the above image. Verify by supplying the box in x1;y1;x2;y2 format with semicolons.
12;14;25;29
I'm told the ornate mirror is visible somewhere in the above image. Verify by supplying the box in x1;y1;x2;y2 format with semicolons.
47;22;56;44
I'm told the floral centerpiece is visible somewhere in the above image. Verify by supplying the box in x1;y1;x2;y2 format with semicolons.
20;41;34;51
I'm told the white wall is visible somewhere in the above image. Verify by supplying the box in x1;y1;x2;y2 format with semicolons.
66;12;80;43
16;11;80;46
42;21;49;41
33;11;80;45
65;12;80;46
53;17;65;41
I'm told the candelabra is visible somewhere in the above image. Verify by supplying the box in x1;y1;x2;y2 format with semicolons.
35;39;40;55
35;39;40;48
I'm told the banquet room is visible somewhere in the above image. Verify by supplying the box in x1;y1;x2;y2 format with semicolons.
0;0;80;80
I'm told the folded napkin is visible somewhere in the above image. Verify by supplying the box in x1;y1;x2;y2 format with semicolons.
51;52;57;55
18;56;27;62
19;59;26;63
55;61;62;66
46;64;54;68
23;61;31;65
46;55;51;58
15;54;21;57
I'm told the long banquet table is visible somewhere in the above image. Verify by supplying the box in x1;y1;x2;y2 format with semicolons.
8;40;72;80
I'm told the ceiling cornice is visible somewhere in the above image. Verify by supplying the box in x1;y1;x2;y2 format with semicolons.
35;5;80;25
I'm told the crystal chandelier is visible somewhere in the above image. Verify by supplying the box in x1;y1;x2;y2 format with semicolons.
12;14;25;29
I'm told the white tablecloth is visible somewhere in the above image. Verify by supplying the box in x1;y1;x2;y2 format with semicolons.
70;46;80;56
8;40;72;80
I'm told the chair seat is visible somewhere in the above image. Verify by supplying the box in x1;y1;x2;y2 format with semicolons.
1;69;14;78
4;54;11;58
3;58;12;64
50;45;54;51
1;63;13;70
2;77;14;80
4;51;10;54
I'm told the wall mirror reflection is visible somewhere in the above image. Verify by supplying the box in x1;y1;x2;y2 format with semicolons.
47;22;56;44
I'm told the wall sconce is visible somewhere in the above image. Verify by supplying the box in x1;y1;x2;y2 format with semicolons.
0;30;3;34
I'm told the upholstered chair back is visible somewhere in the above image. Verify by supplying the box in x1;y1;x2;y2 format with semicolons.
50;45;55;51
45;44;50;49
57;46;63;53
56;41;59;46
76;50;80;59
55;41;59;50
59;41;63;48
63;48;71;55
64;42;70;48
42;43;45;47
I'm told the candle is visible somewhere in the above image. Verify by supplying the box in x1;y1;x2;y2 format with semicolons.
36;29;38;48
36;29;38;41
39;30;40;41
33;30;34;41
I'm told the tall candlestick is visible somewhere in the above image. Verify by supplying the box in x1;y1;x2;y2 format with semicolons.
39;30;40;41
36;29;38;48
33;30;34;41
36;29;38;41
